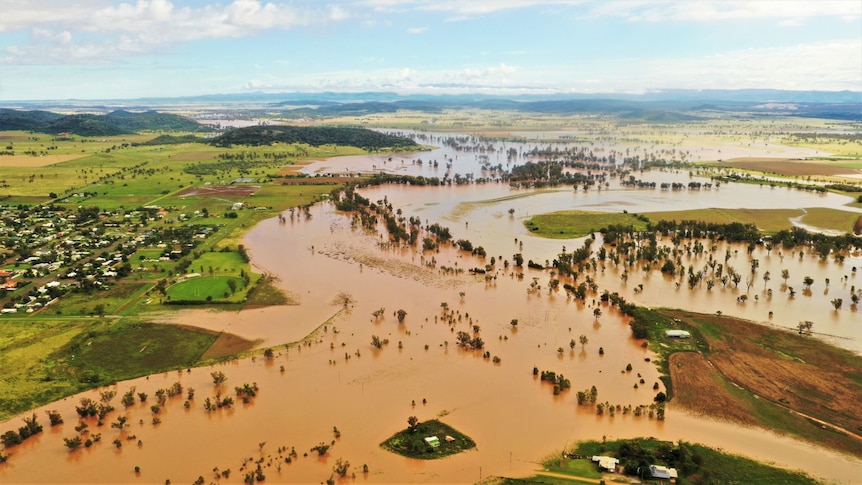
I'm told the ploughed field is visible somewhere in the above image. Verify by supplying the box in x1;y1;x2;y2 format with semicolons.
664;310;862;455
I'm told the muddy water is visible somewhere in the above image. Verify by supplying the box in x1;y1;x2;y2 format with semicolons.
2;135;861;483
360;179;862;352
2;201;861;484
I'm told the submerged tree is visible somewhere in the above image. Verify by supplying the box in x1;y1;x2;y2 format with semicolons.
332;291;355;308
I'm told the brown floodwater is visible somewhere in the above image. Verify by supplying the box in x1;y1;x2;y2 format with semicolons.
2;137;861;484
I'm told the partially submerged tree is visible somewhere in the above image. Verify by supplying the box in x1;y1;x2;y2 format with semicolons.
332;291;355;308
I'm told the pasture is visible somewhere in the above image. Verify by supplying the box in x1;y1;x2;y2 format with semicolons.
166;275;247;303
523;210;649;238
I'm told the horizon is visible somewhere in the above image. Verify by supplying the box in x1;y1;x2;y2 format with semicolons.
1;0;861;101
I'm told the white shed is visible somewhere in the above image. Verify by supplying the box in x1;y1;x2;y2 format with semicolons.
665;330;691;338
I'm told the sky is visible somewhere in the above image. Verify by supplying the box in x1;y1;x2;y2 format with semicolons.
0;0;860;100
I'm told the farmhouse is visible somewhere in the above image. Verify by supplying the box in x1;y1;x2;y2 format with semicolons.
649;464;678;479
591;455;619;472
424;436;440;448
665;330;691;338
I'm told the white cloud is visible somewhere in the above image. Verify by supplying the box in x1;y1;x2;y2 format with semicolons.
1;0;349;64
406;26;428;34
357;0;860;22
589;0;861;23
577;39;862;92
236;39;861;95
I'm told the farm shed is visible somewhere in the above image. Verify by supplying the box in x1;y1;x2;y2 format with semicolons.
665;330;691;338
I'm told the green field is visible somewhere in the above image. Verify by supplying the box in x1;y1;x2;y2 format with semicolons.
644;207;859;234
0;127;387;421
0;318;216;421
643;208;802;233
523;211;649;239
566;438;819;485
166;275;247;303
49;281;150;316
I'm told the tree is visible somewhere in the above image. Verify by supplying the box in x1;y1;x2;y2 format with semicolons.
1;431;21;447
593;308;602;321
803;276;814;290
831;298;843;310
396;309;407;323
797;320;814;336
579;335;589;348
211;371;227;385
781;269;789;284
371;335;383;349
64;435;82;450
333;458;350;477
332;291;355;308
46;409;63;426
407;416;419;432
762;270;770;289
311;442;330;456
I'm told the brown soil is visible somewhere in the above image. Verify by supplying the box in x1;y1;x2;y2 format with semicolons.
277;159;316;174
722;158;857;176
853;215;862;236
200;331;258;360
169;151;216;162
279;177;354;185
0;154;86;167
669;352;759;426
664;311;862;440
175;184;259;198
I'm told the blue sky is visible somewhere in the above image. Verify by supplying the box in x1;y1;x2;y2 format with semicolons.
1;0;860;100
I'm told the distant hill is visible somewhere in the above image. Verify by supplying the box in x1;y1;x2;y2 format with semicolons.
3;89;859;123
0;109;64;131
209;125;419;151
0;109;205;136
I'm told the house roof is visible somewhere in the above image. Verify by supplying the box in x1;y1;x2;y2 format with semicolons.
665;330;691;338
650;465;676;479
591;456;619;471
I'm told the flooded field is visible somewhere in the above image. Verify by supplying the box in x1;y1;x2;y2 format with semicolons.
1;132;860;484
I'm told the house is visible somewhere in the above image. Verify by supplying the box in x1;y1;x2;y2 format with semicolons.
649;465;678;479
665;330;691;338
424;436;441;448
444;435;455;443
591;455;619;472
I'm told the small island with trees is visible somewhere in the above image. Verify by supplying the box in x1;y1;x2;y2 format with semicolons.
380;418;476;460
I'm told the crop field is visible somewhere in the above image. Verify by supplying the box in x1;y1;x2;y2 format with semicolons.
524;210;649;238
643;207;803;233
662;310;862;456
799;207;862;233
721;158;861;176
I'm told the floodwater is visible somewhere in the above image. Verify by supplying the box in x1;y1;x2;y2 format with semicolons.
2;133;861;484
